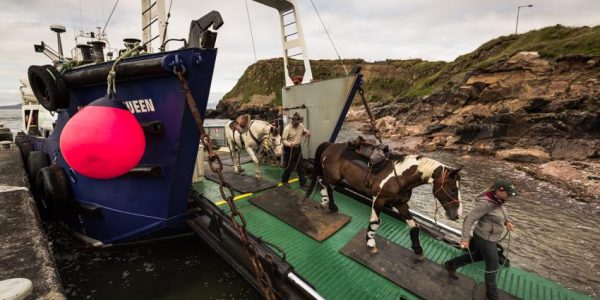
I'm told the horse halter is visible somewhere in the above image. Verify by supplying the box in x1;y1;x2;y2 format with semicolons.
266;127;281;148
432;168;461;221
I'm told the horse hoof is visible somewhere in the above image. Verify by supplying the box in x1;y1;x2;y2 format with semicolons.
370;247;379;255
414;253;426;262
329;205;339;213
320;203;327;209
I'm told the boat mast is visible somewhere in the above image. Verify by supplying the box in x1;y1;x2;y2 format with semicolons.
252;0;313;87
141;0;167;53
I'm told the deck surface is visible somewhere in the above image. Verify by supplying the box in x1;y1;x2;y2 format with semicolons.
249;187;351;241
192;162;590;300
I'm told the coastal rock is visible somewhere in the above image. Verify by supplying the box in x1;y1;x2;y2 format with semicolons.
495;148;551;163
345;107;368;121
472;139;498;154
551;139;599;160
393;124;428;136
375;116;396;131
531;160;600;202
392;136;424;153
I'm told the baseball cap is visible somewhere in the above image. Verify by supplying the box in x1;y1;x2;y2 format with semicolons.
493;180;518;197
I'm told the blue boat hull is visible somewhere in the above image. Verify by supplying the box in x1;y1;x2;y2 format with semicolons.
30;48;217;244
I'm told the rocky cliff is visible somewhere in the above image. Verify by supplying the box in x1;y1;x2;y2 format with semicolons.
212;25;600;201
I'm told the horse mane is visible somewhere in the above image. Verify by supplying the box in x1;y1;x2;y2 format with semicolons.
392;155;449;182
415;156;444;180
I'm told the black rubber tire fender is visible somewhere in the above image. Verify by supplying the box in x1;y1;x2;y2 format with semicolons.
45;165;72;211
17;139;34;166
15;131;27;144
27;65;69;111
27;151;49;192
35;167;55;219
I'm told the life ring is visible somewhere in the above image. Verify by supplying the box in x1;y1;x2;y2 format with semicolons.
27;65;69;111
35;165;72;217
27;151;49;191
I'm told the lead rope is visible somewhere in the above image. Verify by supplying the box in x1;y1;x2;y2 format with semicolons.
285;132;308;175
174;68;277;300
295;134;309;171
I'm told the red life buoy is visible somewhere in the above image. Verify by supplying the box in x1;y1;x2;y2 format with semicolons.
60;95;146;179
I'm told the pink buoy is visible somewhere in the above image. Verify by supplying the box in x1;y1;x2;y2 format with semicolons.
60;95;145;179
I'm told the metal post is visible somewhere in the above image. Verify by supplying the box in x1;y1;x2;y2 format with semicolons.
515;4;533;35
50;25;66;58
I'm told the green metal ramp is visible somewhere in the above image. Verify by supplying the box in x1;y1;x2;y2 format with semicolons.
192;163;590;300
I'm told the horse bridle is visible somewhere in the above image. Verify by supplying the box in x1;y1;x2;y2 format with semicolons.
259;125;283;156
432;168;461;221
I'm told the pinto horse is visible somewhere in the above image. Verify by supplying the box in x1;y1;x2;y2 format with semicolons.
225;120;283;180
305;141;463;257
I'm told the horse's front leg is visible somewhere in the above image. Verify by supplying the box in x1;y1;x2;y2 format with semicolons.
366;197;384;255
246;147;260;181
227;138;242;174
321;184;338;212
395;194;425;261
319;180;329;209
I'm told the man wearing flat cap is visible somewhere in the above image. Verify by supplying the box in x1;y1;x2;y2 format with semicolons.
281;112;310;188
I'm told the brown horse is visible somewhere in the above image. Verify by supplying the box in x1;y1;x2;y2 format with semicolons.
305;140;463;257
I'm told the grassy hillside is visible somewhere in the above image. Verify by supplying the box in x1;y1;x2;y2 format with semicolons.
407;24;600;96
222;25;600;106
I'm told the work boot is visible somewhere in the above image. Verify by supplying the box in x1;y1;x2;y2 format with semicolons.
443;262;459;279
299;180;307;189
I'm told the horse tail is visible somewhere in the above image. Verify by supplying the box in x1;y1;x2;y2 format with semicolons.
304;142;331;200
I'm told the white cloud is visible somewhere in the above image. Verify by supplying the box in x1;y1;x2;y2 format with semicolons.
1;0;599;105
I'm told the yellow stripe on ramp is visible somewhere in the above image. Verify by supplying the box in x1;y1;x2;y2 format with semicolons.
215;178;299;206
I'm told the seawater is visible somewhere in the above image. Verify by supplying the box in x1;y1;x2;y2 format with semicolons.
0;109;22;134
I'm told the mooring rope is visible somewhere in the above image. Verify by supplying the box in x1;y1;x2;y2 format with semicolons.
105;35;159;94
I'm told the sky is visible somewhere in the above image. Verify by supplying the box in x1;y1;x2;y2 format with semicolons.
0;0;599;106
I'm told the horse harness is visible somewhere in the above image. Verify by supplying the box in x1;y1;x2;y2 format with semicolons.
232;121;279;151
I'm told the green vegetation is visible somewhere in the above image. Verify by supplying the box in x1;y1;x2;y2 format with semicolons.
223;25;600;105
418;24;600;95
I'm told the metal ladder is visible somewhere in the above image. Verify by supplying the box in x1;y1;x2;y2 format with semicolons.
253;0;313;87
141;0;167;53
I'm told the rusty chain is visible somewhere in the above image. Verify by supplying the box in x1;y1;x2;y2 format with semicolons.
358;86;382;144
174;68;277;300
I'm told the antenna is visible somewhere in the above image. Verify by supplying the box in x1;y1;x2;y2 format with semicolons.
50;25;67;57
